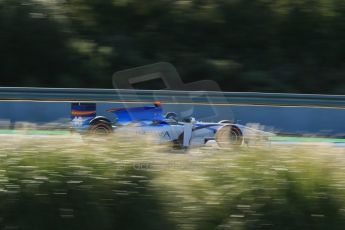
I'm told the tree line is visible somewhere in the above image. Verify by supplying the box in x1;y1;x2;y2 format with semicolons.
1;0;345;94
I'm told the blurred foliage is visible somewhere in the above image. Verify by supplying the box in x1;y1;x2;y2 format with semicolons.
1;135;345;229
1;0;345;93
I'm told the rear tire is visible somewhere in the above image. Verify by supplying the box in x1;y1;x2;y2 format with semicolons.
88;121;113;136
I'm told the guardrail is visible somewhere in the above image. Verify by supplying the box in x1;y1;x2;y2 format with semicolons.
0;87;345;108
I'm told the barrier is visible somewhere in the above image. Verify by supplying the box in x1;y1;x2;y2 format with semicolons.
0;87;344;136
1;87;345;108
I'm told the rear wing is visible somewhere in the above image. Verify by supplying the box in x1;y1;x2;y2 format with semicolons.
71;103;96;129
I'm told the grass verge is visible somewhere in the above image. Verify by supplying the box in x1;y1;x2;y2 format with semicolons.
0;135;345;230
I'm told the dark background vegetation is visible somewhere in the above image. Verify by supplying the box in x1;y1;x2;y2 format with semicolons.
1;0;345;94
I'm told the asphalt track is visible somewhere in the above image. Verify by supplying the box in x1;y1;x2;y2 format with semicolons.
1;129;345;147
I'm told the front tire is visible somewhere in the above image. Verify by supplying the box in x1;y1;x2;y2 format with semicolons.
215;125;244;148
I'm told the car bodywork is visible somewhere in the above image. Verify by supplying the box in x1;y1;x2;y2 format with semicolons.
71;102;273;148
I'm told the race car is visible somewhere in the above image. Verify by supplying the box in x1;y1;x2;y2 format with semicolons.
71;102;273;148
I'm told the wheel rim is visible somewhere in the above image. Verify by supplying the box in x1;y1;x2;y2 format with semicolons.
90;123;112;135
216;126;243;147
94;126;109;134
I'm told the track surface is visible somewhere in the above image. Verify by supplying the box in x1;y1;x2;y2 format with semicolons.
1;129;345;147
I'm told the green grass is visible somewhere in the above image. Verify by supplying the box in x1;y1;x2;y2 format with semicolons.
0;135;345;230
271;136;345;143
2;128;345;144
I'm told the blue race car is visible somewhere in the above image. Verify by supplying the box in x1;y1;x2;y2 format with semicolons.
71;102;272;148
